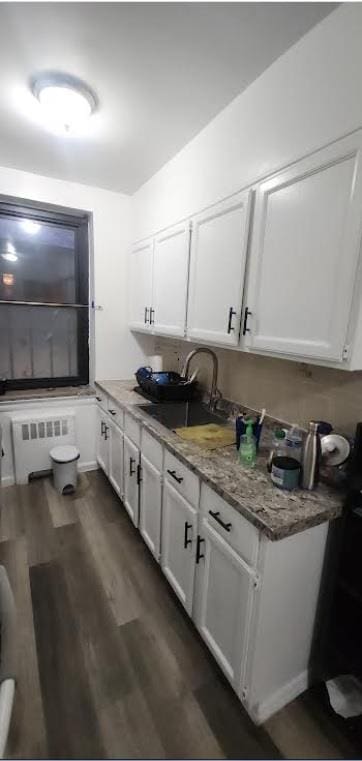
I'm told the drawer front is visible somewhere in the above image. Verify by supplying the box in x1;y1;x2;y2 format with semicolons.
95;388;108;411
164;450;200;508
200;483;259;568
107;400;124;430
124;411;141;448
141;428;163;471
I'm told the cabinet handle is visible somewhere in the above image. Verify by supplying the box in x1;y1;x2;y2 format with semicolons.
137;463;142;485
129;457;136;476
242;307;252;335
101;421;105;435
104;425;109;441
184;521;192;549
144;307;149;324
227;306;237;334
209;510;232;532
109;409;116;416
149;307;155;325
196;535;205;564
167;469;183;484
96;396;102;402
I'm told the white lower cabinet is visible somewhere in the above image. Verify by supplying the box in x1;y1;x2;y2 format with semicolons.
96;408;110;475
108;420;123;498
139;454;162;560
123;434;140;527
95;403;329;725
161;480;197;614
193;518;255;691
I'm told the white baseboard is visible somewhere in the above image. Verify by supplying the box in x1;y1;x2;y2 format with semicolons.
1;461;98;488
248;670;309;724
79;460;99;473
1;476;15;488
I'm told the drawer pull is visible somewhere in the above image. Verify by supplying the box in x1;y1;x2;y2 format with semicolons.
109;409;117;416
184;521;192;549
167;469;183;484
196;535;205;564
242;307;252;335
129;457;136;476
227;306;236;334
209;510;232;532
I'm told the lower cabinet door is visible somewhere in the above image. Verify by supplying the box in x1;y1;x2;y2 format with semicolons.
109;421;123;498
194;519;254;690
96;408;109;475
139;455;162;560
123;434;140;526
161;480;197;614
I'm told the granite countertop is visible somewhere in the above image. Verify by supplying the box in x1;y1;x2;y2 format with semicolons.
96;379;343;541
0;385;96;404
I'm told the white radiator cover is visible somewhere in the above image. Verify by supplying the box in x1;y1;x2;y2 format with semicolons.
11;408;76;484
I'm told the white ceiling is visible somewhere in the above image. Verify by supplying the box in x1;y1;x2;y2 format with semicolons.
0;2;337;194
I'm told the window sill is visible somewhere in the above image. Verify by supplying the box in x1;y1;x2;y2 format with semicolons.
0;385;95;405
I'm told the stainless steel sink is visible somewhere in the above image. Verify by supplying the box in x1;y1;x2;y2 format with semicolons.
138;402;228;431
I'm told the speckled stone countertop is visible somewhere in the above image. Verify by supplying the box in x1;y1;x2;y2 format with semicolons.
96;379;343;541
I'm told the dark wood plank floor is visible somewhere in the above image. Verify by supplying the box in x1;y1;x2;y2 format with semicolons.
0;470;356;759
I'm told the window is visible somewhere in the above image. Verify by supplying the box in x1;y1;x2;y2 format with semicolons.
0;201;89;389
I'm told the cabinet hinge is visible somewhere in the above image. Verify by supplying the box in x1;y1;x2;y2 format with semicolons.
253;574;261;590
342;344;350;360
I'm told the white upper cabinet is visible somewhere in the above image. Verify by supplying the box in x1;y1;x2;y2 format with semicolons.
129;238;153;330
152;222;190;337
187;190;252;346
244;132;362;362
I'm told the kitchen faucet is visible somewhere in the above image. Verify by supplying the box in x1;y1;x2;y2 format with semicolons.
181;347;221;411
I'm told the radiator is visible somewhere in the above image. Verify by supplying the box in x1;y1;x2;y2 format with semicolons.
11;409;76;484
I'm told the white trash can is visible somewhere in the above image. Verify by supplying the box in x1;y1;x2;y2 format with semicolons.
50;445;80;495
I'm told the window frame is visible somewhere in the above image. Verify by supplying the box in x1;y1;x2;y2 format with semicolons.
0;201;90;390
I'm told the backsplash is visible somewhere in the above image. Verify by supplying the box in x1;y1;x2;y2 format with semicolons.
153;338;362;435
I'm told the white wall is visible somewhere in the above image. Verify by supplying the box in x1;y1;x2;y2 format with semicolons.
0;164;151;381
133;3;362;239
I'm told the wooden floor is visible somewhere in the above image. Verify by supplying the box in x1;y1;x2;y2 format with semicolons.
0;470;357;759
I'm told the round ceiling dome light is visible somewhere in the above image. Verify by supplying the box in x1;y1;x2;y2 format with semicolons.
31;73;97;135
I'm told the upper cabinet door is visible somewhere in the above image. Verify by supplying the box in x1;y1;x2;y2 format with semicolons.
187;190;252;346
129;239;153;330
152;222;190;337
245;133;362;362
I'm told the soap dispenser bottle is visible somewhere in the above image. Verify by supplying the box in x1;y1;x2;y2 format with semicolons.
239;420;257;468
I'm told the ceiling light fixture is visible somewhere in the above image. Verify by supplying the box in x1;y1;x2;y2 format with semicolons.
21;219;41;235
31;73;97;136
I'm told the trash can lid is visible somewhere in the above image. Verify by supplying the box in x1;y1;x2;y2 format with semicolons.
50;445;80;463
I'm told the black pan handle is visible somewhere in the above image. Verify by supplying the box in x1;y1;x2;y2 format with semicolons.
209;510;232;532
